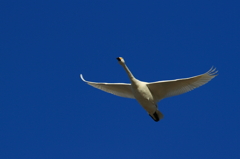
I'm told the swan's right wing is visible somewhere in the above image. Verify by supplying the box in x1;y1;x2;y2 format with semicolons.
80;74;135;99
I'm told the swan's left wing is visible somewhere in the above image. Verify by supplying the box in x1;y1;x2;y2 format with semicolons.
147;67;218;102
80;74;134;99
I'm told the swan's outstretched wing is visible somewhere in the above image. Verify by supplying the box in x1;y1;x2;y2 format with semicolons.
147;67;218;102
80;74;135;99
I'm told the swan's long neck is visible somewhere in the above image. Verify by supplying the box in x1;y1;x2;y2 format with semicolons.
121;63;135;81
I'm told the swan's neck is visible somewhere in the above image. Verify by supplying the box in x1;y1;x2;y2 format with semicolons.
122;63;135;81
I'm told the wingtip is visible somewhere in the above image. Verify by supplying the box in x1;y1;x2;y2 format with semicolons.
207;66;218;76
80;74;86;82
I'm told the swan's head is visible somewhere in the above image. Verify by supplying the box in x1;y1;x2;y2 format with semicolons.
116;57;125;64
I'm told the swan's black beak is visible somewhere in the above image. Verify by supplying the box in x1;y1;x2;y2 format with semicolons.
116;57;125;63
116;57;121;61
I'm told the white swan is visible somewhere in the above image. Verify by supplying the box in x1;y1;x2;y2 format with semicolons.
80;57;218;122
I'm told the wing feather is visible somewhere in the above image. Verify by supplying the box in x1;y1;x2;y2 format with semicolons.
80;74;134;99
147;67;218;101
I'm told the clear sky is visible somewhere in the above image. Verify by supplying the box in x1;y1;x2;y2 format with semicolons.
1;1;239;159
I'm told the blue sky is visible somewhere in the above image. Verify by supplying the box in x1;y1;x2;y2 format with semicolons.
1;0;239;158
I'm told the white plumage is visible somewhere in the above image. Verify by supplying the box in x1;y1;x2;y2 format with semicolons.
80;74;134;98
80;57;218;122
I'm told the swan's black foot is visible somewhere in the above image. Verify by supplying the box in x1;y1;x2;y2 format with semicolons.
149;112;160;122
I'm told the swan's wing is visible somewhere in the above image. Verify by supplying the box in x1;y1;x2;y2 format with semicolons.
80;74;135;99
147;67;218;101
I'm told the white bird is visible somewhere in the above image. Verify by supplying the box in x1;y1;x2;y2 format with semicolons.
80;57;218;122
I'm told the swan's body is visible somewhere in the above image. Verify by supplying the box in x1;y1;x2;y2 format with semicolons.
80;57;218;122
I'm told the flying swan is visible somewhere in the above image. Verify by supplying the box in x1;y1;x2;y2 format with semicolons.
80;57;218;122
